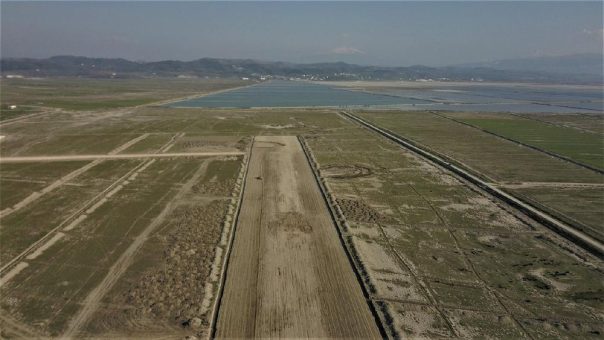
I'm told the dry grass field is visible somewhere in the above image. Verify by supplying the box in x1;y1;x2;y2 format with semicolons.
304;118;603;338
0;78;602;339
357;110;604;243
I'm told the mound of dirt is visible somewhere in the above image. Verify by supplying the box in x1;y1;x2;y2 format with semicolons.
192;179;236;196
269;212;312;234
235;137;249;151
321;164;372;179
337;199;387;223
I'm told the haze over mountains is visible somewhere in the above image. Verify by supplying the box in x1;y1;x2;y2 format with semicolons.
2;54;602;84
457;53;603;78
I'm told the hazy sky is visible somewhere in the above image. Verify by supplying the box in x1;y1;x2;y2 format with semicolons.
1;1;602;66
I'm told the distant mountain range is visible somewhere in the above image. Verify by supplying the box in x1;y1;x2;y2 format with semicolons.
1;55;602;84
457;53;603;78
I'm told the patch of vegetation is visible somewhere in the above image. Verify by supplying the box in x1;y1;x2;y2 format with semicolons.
0;78;249;111
358;110;603;243
449;112;604;169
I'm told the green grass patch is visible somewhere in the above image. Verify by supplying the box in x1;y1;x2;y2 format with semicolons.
452;113;604;169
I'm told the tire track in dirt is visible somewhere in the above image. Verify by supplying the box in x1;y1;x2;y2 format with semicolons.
0;108;62;128
62;160;211;339
405;182;533;338
214;136;381;338
0;312;42;338
0;159;147;277
0;133;150;218
0;151;244;163
0;132;188;279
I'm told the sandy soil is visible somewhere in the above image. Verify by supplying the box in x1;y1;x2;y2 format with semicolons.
25;232;65;260
0;262;28;288
112;133;150;154
214;136;381;338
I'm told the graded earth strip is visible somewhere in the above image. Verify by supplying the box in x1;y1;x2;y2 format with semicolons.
112;133;150;154
3;160;161;278
0;151;244;163
0;108;61;128
0;160;101;217
62;159;211;339
25;232;65;260
0;134;183;277
0;133;149;218
214;136;381;338
0;262;29;288
0;313;41;338
0;159;149;276
341;111;604;258
158;132;185;153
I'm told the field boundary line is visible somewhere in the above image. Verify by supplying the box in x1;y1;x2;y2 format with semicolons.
509;112;599;134
0;159;149;276
111;133;150;154
0;160;100;218
0;133;152;218
432;111;604;174
62;159;210;338
0;108;61;128
0;131;184;280
0;151;244;163
0;83;256;128
341;111;604;259
208;137;254;339
298;136;389;339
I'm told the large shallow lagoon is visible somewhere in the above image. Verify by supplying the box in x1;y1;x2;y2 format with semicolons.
170;80;427;108
169;80;603;113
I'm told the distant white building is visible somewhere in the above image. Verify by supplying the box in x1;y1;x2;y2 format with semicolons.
9;105;17;109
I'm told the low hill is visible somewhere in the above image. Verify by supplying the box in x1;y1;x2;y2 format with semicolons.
457;53;603;78
2;55;601;84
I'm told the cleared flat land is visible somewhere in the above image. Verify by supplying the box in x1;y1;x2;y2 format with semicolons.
1;78;602;339
215;136;381;338
0;77;250;118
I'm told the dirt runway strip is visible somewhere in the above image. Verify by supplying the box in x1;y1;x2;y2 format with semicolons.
214;136;381;338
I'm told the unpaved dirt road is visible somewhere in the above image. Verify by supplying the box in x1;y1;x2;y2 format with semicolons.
62;160;210;338
0;151;244;163
215;136;381;338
